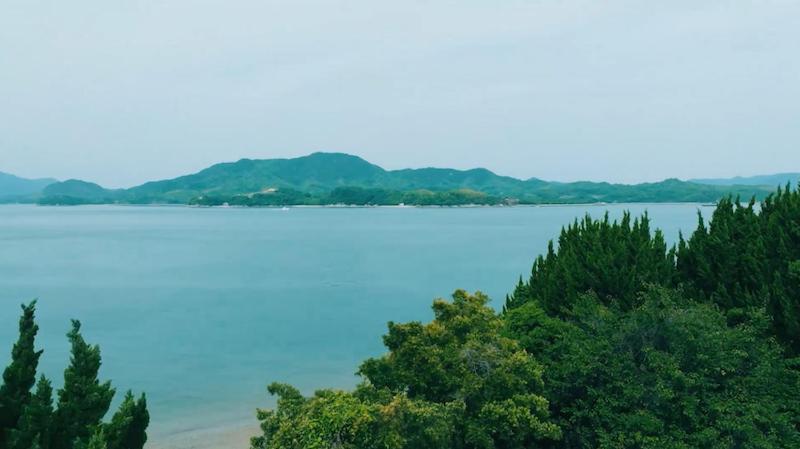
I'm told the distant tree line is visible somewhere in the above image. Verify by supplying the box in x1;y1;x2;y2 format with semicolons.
189;187;504;207
251;184;800;449
0;303;148;449
187;183;776;208
31;151;774;206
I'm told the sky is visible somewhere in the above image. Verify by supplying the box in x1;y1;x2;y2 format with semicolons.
1;0;798;188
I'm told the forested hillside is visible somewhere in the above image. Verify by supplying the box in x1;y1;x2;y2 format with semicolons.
37;153;773;206
250;184;800;449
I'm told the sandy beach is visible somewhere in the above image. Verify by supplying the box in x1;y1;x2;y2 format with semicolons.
148;423;260;449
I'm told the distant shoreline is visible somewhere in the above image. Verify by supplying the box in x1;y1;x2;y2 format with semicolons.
11;153;777;207
0;201;719;209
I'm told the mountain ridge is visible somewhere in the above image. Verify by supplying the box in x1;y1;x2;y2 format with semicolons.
690;173;800;187
0;171;57;201
34;152;778;206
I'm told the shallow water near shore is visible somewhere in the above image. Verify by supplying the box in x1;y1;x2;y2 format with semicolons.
0;204;706;443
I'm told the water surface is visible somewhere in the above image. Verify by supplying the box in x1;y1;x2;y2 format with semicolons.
0;204;707;437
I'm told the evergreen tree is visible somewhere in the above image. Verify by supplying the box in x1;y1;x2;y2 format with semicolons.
760;184;800;352
9;376;54;449
505;287;800;448
506;212;675;314
676;186;800;352
104;391;148;449
676;197;767;317
51;321;115;449
81;429;106;449
0;301;43;448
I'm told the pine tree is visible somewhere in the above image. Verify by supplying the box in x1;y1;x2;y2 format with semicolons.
677;186;800;352
676;196;767;317
104;391;148;449
51;321;115;449
761;184;800;353
505;212;676;315
81;428;107;449
0;301;43;448
9;376;54;449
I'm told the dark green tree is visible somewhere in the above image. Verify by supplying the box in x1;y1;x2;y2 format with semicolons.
676;186;800;352
8;376;54;449
51;321;115;449
104;391;148;449
760;185;800;352
506;213;675;314
505;287;800;449
676;197;767;317
0;301;43;448
80;429;106;449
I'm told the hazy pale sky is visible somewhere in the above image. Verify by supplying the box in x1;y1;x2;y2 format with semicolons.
1;1;798;187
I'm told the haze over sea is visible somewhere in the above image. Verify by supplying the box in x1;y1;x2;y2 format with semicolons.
0;204;706;442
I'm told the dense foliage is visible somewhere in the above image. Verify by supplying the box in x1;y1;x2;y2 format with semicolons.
505;212;675;314
252;184;800;449
0;303;148;449
508;185;800;352
252;291;560;449
505;288;800;448
677;187;800;353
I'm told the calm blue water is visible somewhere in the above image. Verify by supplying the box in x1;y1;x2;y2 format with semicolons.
0;204;707;437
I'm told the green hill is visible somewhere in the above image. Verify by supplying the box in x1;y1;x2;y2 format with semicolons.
0;171;56;202
690;173;800;187
125;153;387;202
123;152;537;202
38;179;123;205
38;152;775;205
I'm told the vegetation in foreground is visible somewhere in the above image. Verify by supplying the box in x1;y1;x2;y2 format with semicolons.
0;304;148;449
252;184;800;449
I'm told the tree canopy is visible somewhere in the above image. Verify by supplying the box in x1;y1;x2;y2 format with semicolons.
253;291;561;449
0;303;149;449
505;288;800;448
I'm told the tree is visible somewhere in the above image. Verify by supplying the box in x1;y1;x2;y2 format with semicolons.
760;185;800;352
0;301;43;448
676;197;767;317
80;429;107;449
251;384;381;449
8;376;54;449
51;321;115;449
676;186;800;353
505;287;800;448
506;213;675;314
104;391;148;449
359;290;560;448
253;291;560;449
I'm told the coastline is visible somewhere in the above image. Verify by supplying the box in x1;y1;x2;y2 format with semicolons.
1;201;718;209
148;421;259;449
